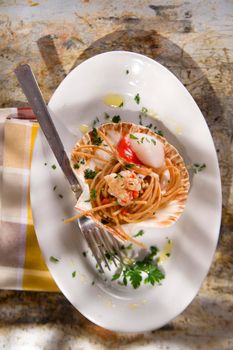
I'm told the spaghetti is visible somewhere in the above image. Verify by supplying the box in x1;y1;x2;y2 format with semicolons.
65;122;190;247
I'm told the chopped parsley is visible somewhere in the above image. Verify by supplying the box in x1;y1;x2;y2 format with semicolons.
133;229;144;237
105;252;116;264
125;163;135;169
84;168;97;179
118;101;124;107
72;271;76;278
151;139;156;146
90;188;97;200
82;251;87;257
146;123;153;129
92;128;102;145
58;194;63;199
114;173;123;179
134;93;140;105
120;244;133;251
111;246;164;289
53;185;57;191
139;115;143;125
44;162;47;166
84;199;91;202
154;129;164;137
92;117;100;128
104;113;110;119
129;134;138;140
112;115;121;123
92;280;95;286
125;243;133;250
141;107;148;114
73;160;84;169
190;163;206;174
50;256;59;263
126;69;129;74
101;218;110;224
51;164;56;170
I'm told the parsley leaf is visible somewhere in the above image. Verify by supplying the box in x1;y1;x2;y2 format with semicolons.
72;271;76;278
144;266;164;285
111;245;164;289
51;164;56;170
112;115;121;123
112;272;121;281
73;163;80;169
126;69;129;74
127;269;142;289
119;101;124;107
92;128;102;145
90;188;97;200
84;168;97;179
134;93;140;104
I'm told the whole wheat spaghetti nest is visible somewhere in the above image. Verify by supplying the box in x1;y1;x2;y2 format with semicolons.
65;122;190;247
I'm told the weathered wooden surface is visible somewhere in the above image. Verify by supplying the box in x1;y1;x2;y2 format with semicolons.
0;0;232;349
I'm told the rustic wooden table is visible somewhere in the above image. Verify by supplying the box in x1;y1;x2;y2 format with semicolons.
0;1;232;349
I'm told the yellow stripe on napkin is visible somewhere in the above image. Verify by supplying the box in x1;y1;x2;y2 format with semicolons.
22;123;59;291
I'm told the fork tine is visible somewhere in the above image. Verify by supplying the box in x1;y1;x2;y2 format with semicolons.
82;228;104;273
109;235;124;264
98;229;118;267
78;216;125;273
93;228;111;270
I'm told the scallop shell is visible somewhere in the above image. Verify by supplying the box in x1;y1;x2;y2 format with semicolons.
71;122;190;229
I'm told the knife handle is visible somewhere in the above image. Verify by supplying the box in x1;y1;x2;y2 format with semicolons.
15;64;81;194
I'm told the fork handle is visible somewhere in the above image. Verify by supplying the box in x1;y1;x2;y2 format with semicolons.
15;64;81;193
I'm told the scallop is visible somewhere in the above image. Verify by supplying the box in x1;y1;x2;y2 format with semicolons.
129;133;165;168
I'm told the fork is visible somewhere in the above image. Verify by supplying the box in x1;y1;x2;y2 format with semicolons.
15;63;122;273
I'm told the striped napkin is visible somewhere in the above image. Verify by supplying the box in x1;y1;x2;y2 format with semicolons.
0;108;59;292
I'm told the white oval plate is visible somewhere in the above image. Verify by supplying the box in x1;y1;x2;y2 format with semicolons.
30;51;221;332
